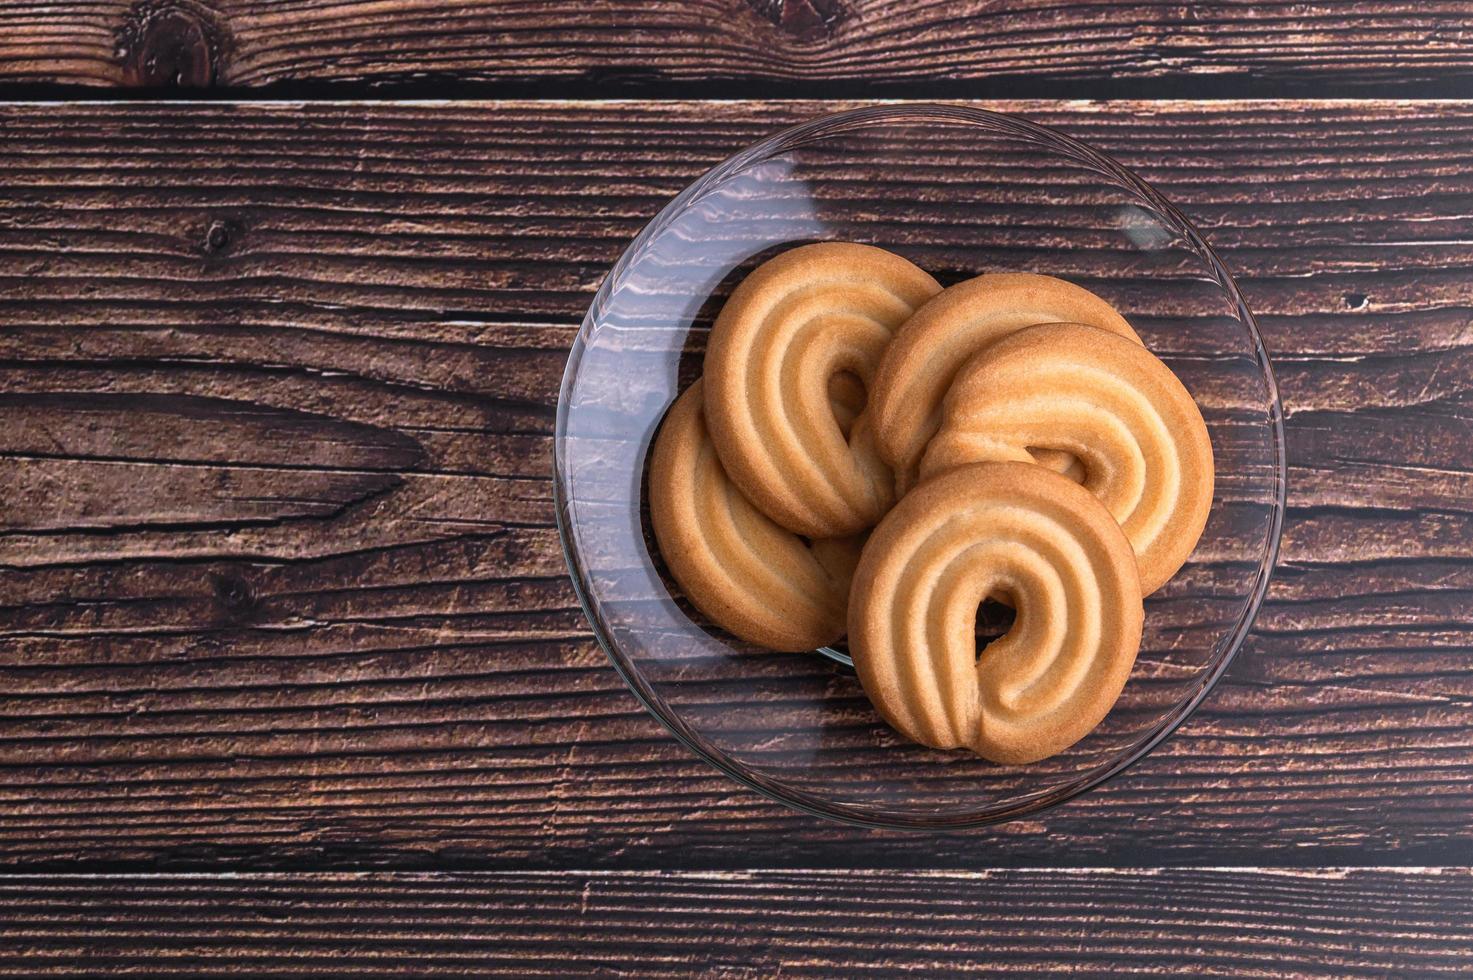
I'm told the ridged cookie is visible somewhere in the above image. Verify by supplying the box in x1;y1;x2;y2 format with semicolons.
921;322;1214;595
649;381;864;652
849;462;1144;764
869;273;1141;488
703;242;942;537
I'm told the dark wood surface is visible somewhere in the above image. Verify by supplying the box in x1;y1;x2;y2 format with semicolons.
0;869;1468;976
0;99;1471;873
1;1;1471;96
3;94;1473;970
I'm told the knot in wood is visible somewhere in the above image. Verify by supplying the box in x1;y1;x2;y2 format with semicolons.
119;2;228;87
203;218;235;254
211;571;258;623
743;0;848;42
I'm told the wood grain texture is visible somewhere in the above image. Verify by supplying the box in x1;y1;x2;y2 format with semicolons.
0;2;1470;95
0;100;1471;869
2;869;1470;976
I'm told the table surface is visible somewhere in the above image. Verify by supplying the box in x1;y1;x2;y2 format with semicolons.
1;3;1472;976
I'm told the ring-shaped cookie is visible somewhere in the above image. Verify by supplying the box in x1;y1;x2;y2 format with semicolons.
869;273;1141;489
921;322;1214;596
849;462;1144;764
650;381;863;652
703;242;942;537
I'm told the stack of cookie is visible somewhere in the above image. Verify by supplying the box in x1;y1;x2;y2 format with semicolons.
650;243;1213;764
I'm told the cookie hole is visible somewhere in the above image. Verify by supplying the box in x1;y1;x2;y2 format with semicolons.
1027;446;1087;485
975;598;1016;658
828;370;867;441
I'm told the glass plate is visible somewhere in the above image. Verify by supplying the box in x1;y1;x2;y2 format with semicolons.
555;104;1286;830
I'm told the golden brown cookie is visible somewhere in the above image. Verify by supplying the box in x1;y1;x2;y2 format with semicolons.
649;381;864;652
703;242;942;538
848;462;1143;764
921;322;1214;595
869;273;1141;486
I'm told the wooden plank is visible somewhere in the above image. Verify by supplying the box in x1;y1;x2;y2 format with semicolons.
0;869;1469;976
0;100;1470;868
0;3;1470;95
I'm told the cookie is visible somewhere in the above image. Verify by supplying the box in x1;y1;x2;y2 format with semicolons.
848;462;1144;764
921;322;1214;595
895;444;1084;498
703;242;942;538
649;381;864;652
869;273;1141;487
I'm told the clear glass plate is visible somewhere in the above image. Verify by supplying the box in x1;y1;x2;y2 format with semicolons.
555;104;1286;830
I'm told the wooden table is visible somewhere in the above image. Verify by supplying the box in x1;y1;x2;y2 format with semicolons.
1;4;1472;975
